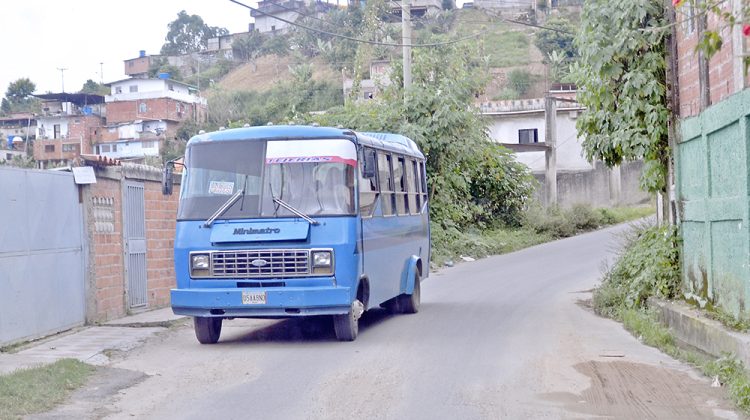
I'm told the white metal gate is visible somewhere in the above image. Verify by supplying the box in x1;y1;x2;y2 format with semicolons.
123;181;148;309
0;167;86;346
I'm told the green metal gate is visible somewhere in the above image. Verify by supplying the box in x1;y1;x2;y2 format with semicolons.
677;89;750;316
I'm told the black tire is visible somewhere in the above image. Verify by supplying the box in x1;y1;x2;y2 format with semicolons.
333;311;358;341
194;317;222;344
381;298;401;314
398;273;420;314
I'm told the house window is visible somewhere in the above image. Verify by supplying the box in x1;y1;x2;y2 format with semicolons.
271;25;276;31
168;83;174;91
519;128;538;144
115;86;122;94
99;144;110;153
45;145;55;153
141;141;155;149
129;85;138;93
53;124;61;139
139;102;148;113
62;144;78;153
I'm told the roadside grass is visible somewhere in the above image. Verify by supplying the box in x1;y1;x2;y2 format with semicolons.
704;306;750;333
431;204;654;268
0;359;94;419
592;220;750;414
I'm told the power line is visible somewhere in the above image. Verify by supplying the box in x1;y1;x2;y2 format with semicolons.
230;0;487;47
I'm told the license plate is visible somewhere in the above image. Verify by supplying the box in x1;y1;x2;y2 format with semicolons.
242;291;267;305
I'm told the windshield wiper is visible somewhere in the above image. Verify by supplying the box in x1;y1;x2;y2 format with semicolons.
203;189;244;228
273;197;320;225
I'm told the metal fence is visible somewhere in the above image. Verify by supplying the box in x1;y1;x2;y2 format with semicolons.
677;89;750;316
0;167;86;346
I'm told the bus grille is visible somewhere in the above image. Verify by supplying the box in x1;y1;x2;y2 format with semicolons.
211;249;310;278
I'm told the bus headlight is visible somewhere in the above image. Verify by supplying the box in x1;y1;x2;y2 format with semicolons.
311;250;333;275
191;253;210;277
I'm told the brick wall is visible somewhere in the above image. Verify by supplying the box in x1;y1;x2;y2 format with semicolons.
106;98;202;124
87;176;126;321
676;2;748;118
83;164;179;322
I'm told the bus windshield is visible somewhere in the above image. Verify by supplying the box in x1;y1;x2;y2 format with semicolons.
178;139;356;221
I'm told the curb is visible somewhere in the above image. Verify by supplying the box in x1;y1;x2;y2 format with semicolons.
100;317;189;329
649;298;750;367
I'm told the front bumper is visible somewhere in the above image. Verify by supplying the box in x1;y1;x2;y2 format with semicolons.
170;286;352;318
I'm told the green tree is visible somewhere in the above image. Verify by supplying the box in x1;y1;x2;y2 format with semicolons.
573;0;669;192
4;78;40;114
160;10;229;55
79;79;108;95
1;98;11;115
231;31;265;61
5;78;35;103
534;17;576;60
314;37;534;228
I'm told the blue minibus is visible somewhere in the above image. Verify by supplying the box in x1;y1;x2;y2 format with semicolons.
163;125;430;343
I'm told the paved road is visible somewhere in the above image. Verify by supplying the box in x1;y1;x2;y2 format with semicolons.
49;223;739;419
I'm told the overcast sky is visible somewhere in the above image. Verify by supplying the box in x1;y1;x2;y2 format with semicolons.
1;1;254;96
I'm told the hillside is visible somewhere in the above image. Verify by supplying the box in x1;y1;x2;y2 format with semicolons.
218;55;341;93
210;7;568;102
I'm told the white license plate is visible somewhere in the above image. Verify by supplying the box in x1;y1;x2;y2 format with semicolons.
242;291;267;305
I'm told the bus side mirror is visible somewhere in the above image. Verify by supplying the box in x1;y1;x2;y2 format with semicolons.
162;162;174;196
362;149;377;179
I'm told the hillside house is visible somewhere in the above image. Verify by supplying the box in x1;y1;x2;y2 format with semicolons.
343;60;393;101
252;0;334;34
32;93;106;168
0;112;35;154
481;89;590;172
98;77;206;161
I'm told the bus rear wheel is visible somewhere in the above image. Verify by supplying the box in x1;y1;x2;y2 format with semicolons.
398;273;421;314
333;299;364;341
194;317;222;344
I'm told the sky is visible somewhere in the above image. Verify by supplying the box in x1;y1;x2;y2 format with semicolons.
1;1;255;96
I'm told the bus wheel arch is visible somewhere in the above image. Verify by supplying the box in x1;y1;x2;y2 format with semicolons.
357;276;370;309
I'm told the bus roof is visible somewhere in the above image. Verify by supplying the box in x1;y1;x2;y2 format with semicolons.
187;125;424;159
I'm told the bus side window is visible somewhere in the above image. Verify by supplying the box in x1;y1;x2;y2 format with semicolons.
406;159;418;214
420;161;428;208
359;148;378;217
377;152;395;216
394;156;407;215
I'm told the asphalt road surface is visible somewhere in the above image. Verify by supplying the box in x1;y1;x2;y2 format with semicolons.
44;222;740;419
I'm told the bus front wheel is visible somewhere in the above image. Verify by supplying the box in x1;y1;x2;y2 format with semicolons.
333;299;364;341
194;317;222;344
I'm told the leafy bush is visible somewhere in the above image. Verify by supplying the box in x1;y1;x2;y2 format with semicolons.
523;204;603;238
592;223;681;316
506;69;533;96
468;144;537;226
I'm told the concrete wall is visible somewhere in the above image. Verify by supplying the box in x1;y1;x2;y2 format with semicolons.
533;161;650;208
82;164;180;322
677;88;750;317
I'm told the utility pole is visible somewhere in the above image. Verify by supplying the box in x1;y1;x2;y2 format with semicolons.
100;62;104;84
544;96;557;207
401;0;412;97
57;67;68;93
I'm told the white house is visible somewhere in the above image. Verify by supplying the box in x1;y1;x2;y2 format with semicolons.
480;95;592;172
